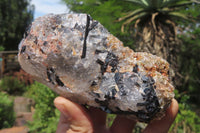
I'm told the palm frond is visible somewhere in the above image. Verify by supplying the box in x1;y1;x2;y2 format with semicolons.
162;0;180;7
125;0;148;7
125;0;143;5
119;0;196;33
192;0;200;4
168;1;194;8
149;0;164;8
117;8;145;22
159;7;171;12
168;11;190;20
141;0;149;6
121;12;147;32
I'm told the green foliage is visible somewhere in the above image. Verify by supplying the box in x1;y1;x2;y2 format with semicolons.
106;114;116;127
0;76;26;95
0;0;34;50
170;91;200;132
25;82;59;133
178;22;200;104
0;92;15;129
118;0;197;32
170;103;200;133
0;46;5;51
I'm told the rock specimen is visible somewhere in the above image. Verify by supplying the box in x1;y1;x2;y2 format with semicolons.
18;13;174;123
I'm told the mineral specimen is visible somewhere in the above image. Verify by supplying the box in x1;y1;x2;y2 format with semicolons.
18;13;174;123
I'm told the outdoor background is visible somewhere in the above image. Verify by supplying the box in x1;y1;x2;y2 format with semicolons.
0;0;200;132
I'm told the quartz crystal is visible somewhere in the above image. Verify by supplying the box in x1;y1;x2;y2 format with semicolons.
18;13;174;123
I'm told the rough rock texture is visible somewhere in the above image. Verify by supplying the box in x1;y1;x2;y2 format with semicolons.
18;13;174;123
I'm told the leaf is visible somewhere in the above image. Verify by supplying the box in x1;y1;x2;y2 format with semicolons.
192;0;200;4
149;0;163;8
125;0;147;7
159;7;171;13
162;0;180;7
117;8;145;22
121;12;147;32
141;0;149;6
169;1;194;8
168;11;191;20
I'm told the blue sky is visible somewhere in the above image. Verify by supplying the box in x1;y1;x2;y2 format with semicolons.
31;0;69;19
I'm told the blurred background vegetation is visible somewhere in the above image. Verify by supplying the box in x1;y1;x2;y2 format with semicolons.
0;0;200;132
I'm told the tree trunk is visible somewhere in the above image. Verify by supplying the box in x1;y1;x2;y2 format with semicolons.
135;18;181;86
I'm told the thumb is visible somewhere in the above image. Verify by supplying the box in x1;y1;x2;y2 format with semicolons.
54;96;93;133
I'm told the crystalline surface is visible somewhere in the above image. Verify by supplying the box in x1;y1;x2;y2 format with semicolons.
18;13;174;122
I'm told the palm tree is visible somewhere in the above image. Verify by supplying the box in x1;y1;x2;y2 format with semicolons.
117;0;198;86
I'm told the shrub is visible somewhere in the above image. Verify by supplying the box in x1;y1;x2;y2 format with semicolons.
170;103;200;133
25;81;59;133
24;82;200;133
170;90;200;133
0;92;15;129
0;76;26;95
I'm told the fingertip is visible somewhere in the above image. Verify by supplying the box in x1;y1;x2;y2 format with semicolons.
172;98;179;113
54;96;67;110
54;96;64;106
54;96;92;124
166;99;179;122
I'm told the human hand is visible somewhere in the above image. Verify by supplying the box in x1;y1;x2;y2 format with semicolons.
54;97;178;133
